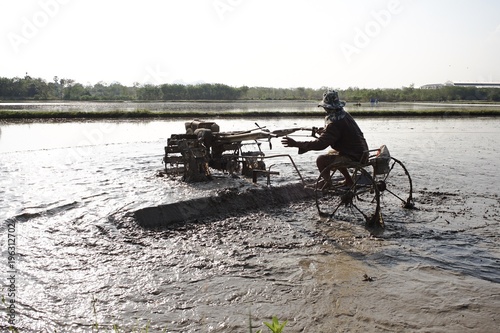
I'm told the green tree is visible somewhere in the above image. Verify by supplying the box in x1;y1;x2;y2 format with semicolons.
137;84;162;100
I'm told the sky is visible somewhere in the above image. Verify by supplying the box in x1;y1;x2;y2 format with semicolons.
1;0;500;89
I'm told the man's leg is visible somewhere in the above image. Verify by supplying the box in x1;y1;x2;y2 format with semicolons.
316;154;336;188
338;167;354;187
316;154;354;187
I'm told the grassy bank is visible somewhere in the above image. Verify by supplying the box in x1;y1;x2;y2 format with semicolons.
1;109;500;120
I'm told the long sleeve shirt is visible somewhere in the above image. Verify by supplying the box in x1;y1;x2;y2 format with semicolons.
295;111;368;162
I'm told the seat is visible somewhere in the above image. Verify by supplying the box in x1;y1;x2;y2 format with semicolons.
369;145;391;175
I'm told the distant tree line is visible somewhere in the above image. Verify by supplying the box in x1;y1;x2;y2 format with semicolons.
341;85;500;102
1;75;500;102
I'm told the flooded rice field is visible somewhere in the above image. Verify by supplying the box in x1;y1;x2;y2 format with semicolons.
1;116;499;332
0;101;315;114
3;100;500;114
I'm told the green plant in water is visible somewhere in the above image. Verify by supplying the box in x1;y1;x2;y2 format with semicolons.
256;316;288;333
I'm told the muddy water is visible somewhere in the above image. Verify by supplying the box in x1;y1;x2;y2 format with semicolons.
1;117;499;332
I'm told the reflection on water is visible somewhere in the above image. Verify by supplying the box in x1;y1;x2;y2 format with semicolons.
2;100;500;113
0;101;316;113
1;117;499;331
0;120;175;153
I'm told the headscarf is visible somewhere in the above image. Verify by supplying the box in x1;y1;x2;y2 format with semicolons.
318;90;347;123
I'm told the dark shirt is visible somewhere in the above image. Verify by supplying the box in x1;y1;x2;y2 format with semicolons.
296;111;368;162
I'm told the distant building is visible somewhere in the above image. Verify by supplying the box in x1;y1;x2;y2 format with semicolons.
420;82;500;89
420;84;444;89
453;82;500;88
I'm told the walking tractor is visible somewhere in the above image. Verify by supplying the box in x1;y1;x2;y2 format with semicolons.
162;120;415;229
162;119;307;183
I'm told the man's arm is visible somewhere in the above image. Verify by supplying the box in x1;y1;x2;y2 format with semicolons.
281;124;338;154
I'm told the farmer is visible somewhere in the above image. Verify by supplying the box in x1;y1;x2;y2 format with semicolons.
281;90;368;188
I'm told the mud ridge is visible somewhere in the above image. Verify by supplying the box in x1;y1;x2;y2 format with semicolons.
134;182;314;229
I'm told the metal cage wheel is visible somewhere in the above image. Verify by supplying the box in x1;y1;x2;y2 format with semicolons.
374;157;414;210
314;161;382;228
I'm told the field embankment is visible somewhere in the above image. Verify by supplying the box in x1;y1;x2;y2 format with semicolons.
2;109;500;120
